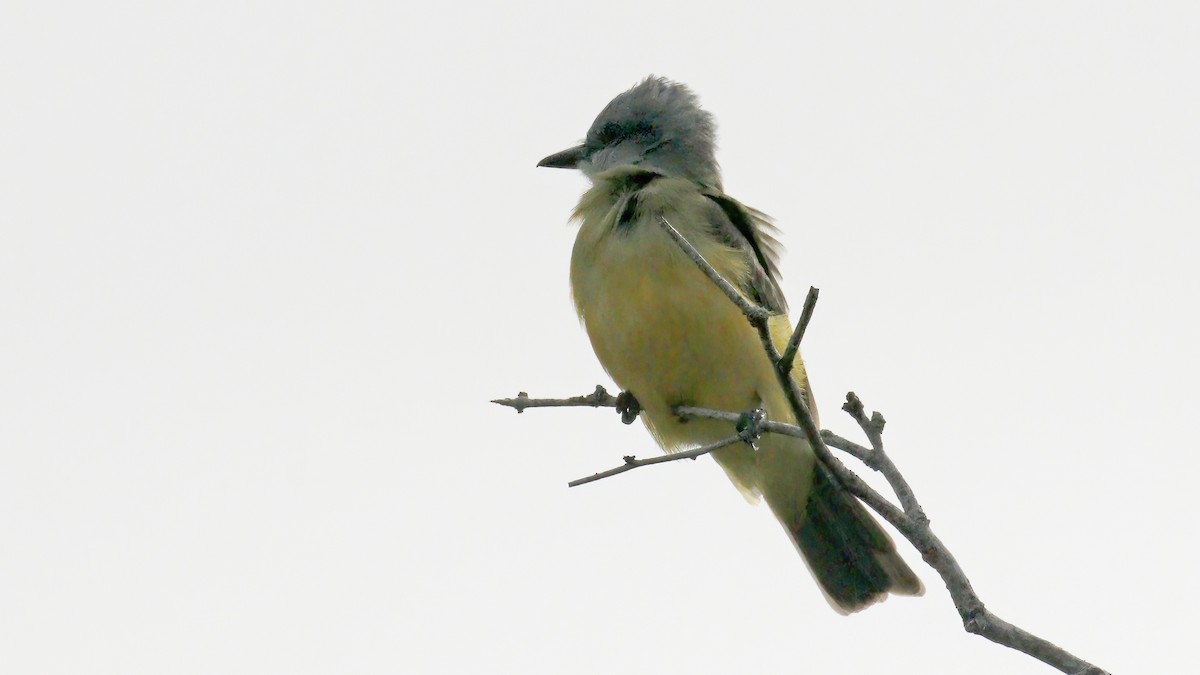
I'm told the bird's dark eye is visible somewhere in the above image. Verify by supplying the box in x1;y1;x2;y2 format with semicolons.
596;121;623;145
591;120;658;149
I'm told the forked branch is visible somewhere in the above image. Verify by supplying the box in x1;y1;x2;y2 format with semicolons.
492;218;1109;675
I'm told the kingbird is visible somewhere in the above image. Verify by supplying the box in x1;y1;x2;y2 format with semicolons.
539;76;922;613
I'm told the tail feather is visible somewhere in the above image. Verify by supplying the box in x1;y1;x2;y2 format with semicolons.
772;462;923;613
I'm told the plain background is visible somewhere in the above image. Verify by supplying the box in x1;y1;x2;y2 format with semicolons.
2;2;1197;673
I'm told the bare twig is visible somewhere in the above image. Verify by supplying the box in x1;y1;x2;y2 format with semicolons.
495;394;862;473
652;219;1108;675
567;433;745;487
657;219;826;482
777;286;819;375
682;404;910;529
493;390;913;544
818;430;874;465
491;385;617;413
494;221;1110;675
840;392;926;524
658;218;771;326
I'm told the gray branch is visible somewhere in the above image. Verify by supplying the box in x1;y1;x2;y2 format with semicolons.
491;385;617;413
778;286;819;375
652;217;1108;674
492;219;1110;675
567;433;746;487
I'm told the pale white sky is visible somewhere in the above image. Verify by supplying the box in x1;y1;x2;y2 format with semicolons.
2;2;1197;674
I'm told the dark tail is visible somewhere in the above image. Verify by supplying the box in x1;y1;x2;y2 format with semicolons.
783;463;924;613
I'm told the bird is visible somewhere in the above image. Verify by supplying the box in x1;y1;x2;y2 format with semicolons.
538;76;922;613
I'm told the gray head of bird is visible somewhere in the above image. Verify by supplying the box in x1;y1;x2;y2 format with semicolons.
538;76;722;191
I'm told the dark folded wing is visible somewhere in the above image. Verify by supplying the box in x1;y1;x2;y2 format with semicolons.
703;191;788;314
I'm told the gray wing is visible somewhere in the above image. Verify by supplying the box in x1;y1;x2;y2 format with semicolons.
703;191;788;314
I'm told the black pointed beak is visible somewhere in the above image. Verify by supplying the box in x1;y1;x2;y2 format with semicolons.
538;144;585;169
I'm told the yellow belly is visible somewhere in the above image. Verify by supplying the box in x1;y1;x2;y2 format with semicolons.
569;204;775;451
565;172;820;532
